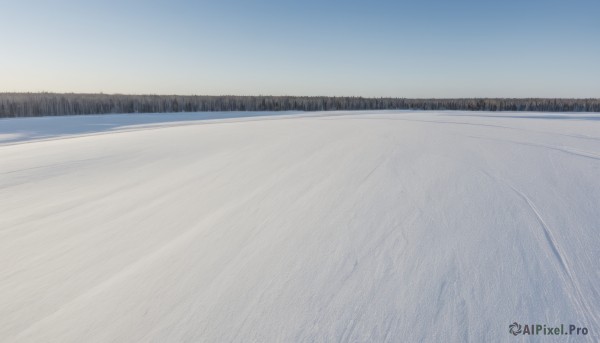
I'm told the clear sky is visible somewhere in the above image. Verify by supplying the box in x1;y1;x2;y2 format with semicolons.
1;0;599;97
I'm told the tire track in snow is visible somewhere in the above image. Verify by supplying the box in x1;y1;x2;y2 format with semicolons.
465;135;600;162
480;171;600;330
333;115;600;145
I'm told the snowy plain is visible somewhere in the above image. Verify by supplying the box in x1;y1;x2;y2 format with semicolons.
1;110;599;342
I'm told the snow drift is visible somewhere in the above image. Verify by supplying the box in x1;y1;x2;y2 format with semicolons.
1;111;599;342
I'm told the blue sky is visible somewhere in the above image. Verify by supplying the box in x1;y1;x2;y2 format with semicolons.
1;0;598;97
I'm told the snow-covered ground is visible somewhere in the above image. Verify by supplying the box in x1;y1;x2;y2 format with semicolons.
1;111;599;342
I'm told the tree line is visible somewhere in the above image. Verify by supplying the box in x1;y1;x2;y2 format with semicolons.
1;93;599;118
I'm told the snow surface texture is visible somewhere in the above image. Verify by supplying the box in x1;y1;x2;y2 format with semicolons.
1;111;599;342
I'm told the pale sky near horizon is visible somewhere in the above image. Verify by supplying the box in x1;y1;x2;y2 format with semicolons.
1;0;599;97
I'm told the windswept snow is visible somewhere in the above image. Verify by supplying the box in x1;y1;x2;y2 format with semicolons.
1;111;599;342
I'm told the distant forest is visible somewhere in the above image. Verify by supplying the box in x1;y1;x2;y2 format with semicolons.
1;93;599;118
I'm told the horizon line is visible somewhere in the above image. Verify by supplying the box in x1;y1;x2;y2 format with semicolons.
1;92;598;100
